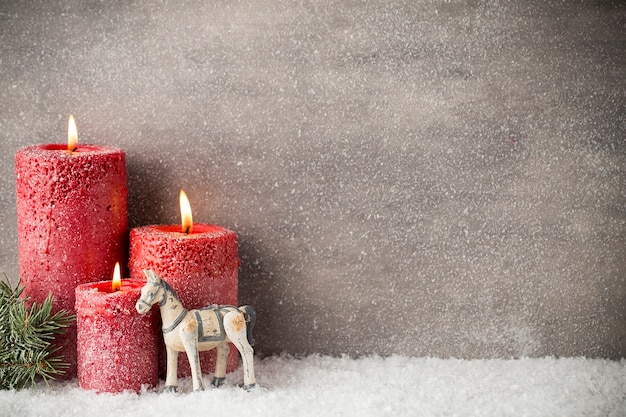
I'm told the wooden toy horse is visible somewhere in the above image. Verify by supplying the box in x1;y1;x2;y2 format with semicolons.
135;270;257;392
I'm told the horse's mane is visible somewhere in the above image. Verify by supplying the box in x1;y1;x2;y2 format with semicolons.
160;278;180;301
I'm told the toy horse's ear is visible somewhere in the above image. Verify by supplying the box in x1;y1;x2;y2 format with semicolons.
143;269;161;283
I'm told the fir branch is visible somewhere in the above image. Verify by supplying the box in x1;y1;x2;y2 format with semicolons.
0;276;75;390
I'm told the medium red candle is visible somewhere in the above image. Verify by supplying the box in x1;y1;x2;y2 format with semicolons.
15;115;128;377
76;263;159;393
128;190;240;377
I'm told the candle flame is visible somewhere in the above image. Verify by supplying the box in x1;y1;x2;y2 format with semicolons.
180;189;193;234
112;262;122;292
68;115;78;152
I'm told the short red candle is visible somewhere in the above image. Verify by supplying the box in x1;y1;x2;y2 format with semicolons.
128;223;240;376
15;144;128;377
76;279;159;393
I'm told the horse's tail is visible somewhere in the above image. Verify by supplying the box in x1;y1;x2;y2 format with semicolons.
240;305;256;346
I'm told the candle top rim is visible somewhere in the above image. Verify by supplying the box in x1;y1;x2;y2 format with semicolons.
133;223;236;238
17;144;124;155
76;279;146;294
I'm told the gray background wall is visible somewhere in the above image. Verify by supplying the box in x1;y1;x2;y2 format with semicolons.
1;0;624;359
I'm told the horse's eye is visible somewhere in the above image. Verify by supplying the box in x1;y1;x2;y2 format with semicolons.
148;292;155;300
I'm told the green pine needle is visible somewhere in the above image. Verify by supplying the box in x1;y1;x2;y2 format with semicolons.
0;276;75;390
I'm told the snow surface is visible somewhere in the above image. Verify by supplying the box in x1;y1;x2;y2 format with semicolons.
1;355;624;417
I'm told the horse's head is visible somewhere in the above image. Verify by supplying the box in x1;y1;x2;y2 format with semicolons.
136;269;166;314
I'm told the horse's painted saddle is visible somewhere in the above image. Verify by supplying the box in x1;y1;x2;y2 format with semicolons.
194;305;234;343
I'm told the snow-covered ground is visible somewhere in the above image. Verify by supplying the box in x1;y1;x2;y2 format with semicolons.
1;355;624;417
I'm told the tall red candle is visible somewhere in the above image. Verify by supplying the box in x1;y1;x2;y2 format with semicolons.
76;277;159;393
15;119;127;377
129;218;240;376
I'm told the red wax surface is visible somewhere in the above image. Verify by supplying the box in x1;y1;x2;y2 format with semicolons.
15;144;128;377
76;279;159;393
129;224;240;376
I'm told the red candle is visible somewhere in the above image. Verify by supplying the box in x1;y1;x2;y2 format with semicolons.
128;190;240;377
14;116;128;377
76;264;159;393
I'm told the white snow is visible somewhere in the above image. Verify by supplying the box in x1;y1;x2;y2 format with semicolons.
1;355;624;417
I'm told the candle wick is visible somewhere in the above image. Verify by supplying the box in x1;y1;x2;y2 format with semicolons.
71;147;78;152
184;226;191;234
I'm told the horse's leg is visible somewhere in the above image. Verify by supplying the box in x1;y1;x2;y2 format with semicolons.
180;318;205;391
164;345;179;392
212;342;230;388
223;310;256;390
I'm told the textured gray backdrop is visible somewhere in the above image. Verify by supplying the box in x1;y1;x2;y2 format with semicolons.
1;0;625;359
